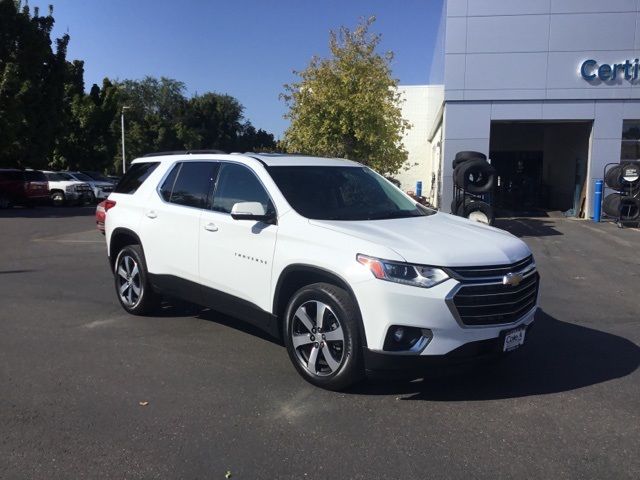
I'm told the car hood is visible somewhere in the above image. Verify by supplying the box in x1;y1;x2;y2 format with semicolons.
309;213;531;267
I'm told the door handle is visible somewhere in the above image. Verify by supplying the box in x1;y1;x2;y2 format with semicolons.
146;210;157;219
204;223;218;232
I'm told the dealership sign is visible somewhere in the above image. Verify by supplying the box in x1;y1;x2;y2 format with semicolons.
580;59;640;82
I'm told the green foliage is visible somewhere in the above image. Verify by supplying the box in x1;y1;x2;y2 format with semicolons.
113;78;276;172
281;17;410;176
0;1;275;172
0;0;69;169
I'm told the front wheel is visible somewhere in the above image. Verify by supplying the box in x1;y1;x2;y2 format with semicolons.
114;245;160;315
284;283;364;391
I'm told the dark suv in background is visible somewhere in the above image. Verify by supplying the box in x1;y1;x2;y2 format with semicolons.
0;169;50;208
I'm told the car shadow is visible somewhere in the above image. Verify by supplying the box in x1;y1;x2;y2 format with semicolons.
349;309;640;400
155;299;283;346
0;205;95;219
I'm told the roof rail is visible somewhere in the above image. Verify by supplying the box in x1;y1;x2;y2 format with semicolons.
143;149;226;157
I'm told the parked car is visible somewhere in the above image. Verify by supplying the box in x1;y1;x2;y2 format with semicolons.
0;168;50;208
66;171;115;201
43;171;94;206
105;153;539;391
79;170;117;185
95;199;116;234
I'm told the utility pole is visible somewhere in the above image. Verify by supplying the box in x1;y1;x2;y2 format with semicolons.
121;106;130;174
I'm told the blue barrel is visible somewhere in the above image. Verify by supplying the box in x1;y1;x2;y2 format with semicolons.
593;179;603;222
416;181;423;197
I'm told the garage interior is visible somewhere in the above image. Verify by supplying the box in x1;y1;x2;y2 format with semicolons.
489;121;592;217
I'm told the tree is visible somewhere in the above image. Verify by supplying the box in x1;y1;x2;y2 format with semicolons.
115;79;276;171
0;1;70;169
281;17;410;175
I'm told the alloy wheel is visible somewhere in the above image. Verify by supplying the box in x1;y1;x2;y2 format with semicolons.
117;254;142;308
291;300;345;377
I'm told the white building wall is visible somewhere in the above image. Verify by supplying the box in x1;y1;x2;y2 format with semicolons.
395;85;444;196
439;0;640;216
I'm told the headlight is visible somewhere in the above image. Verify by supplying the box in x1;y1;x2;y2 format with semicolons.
356;254;449;288
65;185;74;192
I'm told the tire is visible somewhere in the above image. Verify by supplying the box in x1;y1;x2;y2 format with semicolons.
621;162;640;187
51;191;65;207
450;198;460;215
452;151;486;169
454;158;496;193
460;200;495;225
283;282;364;391
605;165;623;190
603;193;640;221
113;245;160;315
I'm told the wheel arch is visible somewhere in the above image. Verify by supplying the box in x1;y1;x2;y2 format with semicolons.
272;264;367;347
109;228;143;271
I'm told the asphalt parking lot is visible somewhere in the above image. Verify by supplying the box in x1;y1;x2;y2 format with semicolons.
1;207;639;479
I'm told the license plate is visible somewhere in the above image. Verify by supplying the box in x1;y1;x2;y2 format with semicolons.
503;327;526;352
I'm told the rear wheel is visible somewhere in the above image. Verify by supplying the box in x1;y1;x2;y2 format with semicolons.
51;191;65;206
114;245;160;315
284;283;364;391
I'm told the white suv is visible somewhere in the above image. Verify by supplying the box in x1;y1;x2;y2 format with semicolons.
104;152;539;390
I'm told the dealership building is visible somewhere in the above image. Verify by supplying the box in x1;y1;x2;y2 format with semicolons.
396;0;640;218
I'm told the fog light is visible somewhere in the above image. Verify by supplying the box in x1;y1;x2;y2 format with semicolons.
393;327;405;342
384;326;433;353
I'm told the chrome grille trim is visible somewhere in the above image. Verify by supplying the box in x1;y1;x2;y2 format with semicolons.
445;257;539;328
446;255;535;281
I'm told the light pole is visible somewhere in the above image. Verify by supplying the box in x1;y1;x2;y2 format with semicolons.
121;106;130;174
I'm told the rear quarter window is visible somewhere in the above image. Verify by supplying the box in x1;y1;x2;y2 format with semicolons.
114;162;159;194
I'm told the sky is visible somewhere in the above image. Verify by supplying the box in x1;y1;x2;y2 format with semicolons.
40;0;444;139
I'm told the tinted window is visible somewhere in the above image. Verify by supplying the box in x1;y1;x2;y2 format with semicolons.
24;171;47;182
167;162;218;209
81;171;112;182
70;172;93;182
267;166;428;220
45;172;74;181
212;163;274;214
114;162;159;194
159;163;180;201
0;171;23;181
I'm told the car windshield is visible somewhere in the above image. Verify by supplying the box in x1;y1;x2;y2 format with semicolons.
267;165;431;221
71;172;93;182
46;172;73;181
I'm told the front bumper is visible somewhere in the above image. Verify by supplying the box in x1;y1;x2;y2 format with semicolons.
363;320;535;375
351;273;538;368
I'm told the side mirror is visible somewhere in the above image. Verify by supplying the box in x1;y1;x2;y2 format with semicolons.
230;202;276;224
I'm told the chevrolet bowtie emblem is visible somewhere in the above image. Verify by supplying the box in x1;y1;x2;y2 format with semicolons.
503;272;523;287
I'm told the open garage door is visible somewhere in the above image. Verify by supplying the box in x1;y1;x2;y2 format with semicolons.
489;121;591;217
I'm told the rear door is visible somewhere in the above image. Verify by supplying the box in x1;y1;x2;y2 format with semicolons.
139;161;219;291
198;162;278;313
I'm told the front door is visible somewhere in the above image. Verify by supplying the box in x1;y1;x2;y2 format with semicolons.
198;162;278;315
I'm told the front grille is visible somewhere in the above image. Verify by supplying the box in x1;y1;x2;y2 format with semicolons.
449;257;539;327
447;255;534;280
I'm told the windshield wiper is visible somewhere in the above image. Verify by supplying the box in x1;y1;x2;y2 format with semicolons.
367;210;422;220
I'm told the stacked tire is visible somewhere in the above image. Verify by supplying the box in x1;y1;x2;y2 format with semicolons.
602;161;640;223
451;151;496;225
